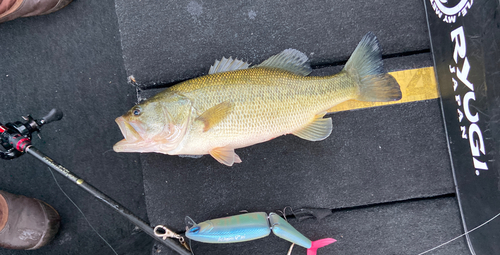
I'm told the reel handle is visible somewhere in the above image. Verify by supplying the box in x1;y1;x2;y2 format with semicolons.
40;109;63;125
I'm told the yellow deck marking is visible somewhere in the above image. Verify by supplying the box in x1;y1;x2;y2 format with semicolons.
328;66;438;112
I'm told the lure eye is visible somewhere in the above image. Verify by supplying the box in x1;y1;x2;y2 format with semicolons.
132;107;142;116
189;226;200;234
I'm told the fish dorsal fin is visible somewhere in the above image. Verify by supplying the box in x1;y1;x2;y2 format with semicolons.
292;114;332;141
256;49;312;76
195;101;233;132
209;146;242;166
209;57;250;74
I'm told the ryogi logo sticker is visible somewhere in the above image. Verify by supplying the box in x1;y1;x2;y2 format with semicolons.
430;0;473;23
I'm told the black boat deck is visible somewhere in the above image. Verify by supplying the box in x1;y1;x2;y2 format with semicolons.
0;0;470;254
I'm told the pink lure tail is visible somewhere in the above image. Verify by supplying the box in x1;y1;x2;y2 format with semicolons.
306;238;336;255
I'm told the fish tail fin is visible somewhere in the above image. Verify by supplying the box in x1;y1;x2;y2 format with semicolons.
343;32;402;102
306;238;336;255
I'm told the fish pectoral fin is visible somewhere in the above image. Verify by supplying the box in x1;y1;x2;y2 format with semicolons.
209;57;250;74
292;115;333;141
255;49;312;76
209;147;242;166
195;101;233;132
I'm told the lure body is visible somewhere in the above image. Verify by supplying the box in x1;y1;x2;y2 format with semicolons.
186;212;335;254
268;213;312;248
187;212;271;243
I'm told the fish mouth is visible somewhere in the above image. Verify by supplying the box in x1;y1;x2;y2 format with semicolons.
113;116;144;152
113;114;189;155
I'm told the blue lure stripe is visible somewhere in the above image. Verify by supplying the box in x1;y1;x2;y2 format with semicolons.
185;212;271;243
269;213;312;248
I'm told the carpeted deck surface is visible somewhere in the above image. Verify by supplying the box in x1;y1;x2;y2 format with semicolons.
0;1;148;254
0;0;469;254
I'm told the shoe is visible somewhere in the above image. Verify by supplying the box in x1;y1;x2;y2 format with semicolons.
0;0;73;24
0;190;60;250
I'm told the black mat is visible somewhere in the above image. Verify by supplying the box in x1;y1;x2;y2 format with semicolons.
425;1;500;254
140;53;462;254
0;1;148;254
0;0;472;254
115;0;430;88
112;0;469;253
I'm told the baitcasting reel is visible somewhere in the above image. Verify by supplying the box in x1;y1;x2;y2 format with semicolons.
0;109;63;160
0;108;190;254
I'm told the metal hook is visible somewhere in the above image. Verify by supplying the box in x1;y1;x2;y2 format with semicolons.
154;225;191;252
277;206;294;222
154;225;181;240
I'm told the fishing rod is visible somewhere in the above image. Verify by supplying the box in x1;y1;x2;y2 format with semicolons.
0;109;190;255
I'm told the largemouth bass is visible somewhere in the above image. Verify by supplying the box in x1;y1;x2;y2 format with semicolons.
113;32;402;166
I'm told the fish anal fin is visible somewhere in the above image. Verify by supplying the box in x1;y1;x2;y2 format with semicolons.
209;147;241;166
256;49;312;76
196;102;233;132
292;115;332;141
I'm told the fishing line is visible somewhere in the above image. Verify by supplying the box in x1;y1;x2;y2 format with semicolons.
47;167;119;255
417;211;500;255
189;238;195;255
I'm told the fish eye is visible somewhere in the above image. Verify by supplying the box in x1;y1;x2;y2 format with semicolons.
133;107;142;116
189;226;200;234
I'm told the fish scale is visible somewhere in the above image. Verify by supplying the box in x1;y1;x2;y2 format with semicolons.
178;68;355;141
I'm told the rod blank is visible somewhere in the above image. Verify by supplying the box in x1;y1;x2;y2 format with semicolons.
26;145;190;255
